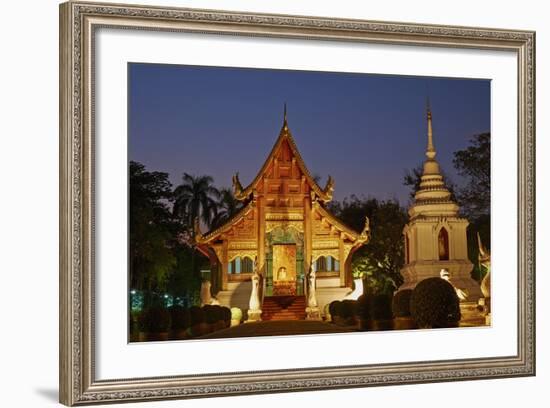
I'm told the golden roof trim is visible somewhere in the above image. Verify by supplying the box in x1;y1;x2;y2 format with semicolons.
314;203;370;243
195;201;254;244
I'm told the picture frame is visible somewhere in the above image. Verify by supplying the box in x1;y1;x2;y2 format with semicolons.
59;1;536;405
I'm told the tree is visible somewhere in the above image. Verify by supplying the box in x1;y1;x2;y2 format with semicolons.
453;133;490;282
165;245;204;307
328;196;408;295
453;132;490;219
173;173;220;233
211;187;243;229
172;173;220;304
129;161;177;306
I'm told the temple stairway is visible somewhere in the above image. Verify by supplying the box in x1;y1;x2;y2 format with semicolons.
261;296;306;321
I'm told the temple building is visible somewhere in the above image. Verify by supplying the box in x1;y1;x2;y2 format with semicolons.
399;103;483;311
195;108;370;320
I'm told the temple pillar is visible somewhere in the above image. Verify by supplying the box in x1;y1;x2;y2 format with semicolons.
304;196;312;282
257;197;265;273
221;239;228;291
339;233;346;287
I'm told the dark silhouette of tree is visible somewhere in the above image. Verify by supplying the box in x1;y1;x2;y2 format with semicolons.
165;244;206;307
328;196;408;295
211;187;243;229
402;165;424;201
453;132;490;219
129;161;176;306
453;132;491;282
173;173;220;233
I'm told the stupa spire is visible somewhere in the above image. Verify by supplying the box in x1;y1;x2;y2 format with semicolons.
426;97;436;159
409;101;458;219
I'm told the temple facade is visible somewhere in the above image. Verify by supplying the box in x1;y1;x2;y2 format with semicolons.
399;104;483;307
195;109;369;319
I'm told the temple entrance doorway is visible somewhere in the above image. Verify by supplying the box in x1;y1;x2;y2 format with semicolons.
272;244;297;296
265;226;305;297
263;242;307;320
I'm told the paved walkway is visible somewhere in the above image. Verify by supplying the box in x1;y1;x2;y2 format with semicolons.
197;320;357;339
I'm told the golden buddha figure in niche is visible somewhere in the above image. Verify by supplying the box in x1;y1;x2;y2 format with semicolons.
277;266;288;281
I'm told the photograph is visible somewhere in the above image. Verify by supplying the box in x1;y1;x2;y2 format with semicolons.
128;63;492;342
55;1;536;405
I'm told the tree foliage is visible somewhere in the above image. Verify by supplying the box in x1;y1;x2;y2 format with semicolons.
211;187;243;229
130;160;250;309
129;161;177;302
453;133;491;282
453;132;491;219
173;173;220;232
328;196;408;295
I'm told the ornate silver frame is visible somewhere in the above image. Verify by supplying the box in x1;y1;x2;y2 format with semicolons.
59;1;536;405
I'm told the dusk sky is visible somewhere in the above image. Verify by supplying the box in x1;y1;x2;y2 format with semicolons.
129;63;490;205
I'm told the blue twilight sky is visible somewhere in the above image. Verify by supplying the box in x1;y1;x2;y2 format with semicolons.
128;63;490;205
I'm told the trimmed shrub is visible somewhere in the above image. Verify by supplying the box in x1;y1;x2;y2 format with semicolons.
221;307;232;324
230;307;243;323
357;294;370;320
138;306;171;333
329;300;342;317
169;306;190;331
213;305;225;322
204;305;219;324
392;289;413;318
370;294;393;320
340;300;358;319
411;278;461;328
210;306;226;330
189;306;205;325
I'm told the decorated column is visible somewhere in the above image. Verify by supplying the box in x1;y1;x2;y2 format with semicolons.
305;256;321;320
246;257;262;322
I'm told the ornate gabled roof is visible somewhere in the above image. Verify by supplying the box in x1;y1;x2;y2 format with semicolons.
194;201;254;244
313;201;370;244
232;107;334;203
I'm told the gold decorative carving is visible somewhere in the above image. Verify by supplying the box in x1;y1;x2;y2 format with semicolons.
228;241;257;250
311;249;339;261
213;246;223;263
312;240;339;249
343;243;355;262
265;211;303;221
265;220;304;233
228;250;257;262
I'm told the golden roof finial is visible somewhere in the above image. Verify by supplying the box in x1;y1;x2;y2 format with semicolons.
283;102;288;130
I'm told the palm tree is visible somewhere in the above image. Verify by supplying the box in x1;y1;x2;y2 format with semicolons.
173;173;220;234
211;187;242;229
